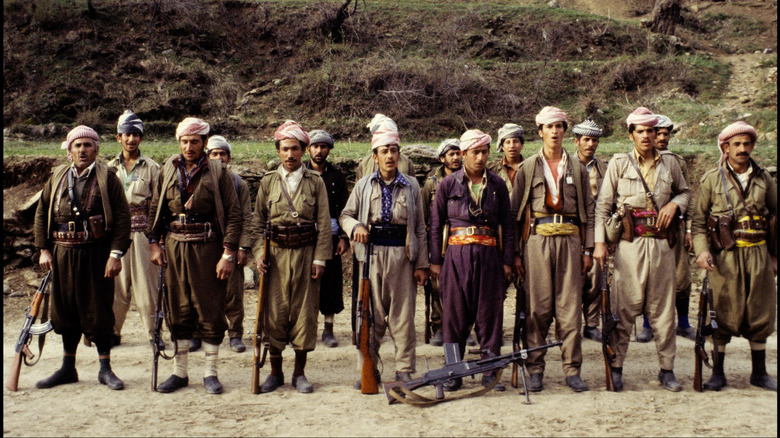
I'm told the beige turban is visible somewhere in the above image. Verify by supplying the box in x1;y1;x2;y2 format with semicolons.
717;121;758;164
496;123;524;152
206;135;232;155
367;113;400;150
274;120;310;146
626;107;658;128
176;117;210;140
535;106;568;126
459;129;492;151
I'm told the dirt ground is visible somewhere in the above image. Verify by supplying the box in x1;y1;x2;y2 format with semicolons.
3;254;777;437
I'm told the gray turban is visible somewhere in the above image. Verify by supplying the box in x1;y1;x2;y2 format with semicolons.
117;109;143;135
437;138;460;157
496;123;524;152
572;117;603;138
308;129;335;148
206;135;231;156
655;114;673;130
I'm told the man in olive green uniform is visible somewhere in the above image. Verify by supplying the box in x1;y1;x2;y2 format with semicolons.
572;118;607;343
692;121;777;392
340;114;429;387
108;110;162;350
34;125;131;390
511;106;595;393
421;138;462;346
637;114;695;343
200;135;253;354
147;117;242;395
593;107;690;392
487;123;525;202
251;121;332;394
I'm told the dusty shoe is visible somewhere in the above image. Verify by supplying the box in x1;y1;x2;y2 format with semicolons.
658;370;682;392
292;375;314;393
749;374;777;391
443;377;463;392
98;370;125;390
565;375;589;392
636;327;653;343
260;374;284;393
321;328;338;348
430;330;443;347
466;334;478;347
189;338;202;352
157;374;188;393
230;337;246;353
583;326;602;342
611;368;624;392
36;368;79;389
676;326;696;341
527;373;543;392
395;372;412;383
703;373;727;391
481;374;506;392
204;376;223;394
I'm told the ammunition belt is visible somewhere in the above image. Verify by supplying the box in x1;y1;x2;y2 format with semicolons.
52;231;94;246
167;221;213;234
450;226;497;237
131;214;148;233
369;224;407;247
270;223;317;249
733;230;767;243
734;216;767;231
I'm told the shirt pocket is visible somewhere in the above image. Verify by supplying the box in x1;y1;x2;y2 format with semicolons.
446;192;465;219
392;190;409;223
298;188;317;221
130;176;152;201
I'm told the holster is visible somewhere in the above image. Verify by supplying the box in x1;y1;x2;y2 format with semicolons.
521;204;531;243
620;211;634;242
666;214;680;249
88;215;106;240
718;213;736;251
707;215;723;251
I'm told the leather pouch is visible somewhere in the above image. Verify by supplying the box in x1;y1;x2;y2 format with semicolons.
620;208;634;242
707;215;723;251
521;204;532;243
718;213;736;251
88;215;106;240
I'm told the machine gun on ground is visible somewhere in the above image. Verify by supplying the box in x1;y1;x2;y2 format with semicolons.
510;278;530;403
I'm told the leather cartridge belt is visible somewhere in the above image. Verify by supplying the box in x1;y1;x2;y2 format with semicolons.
734;217;767;231
270;223;317;249
167;221;213;234
369;224;407;247
129;206;149;232
733;230;767;243
533;213;581;227
52;222;95;246
450;226;497;237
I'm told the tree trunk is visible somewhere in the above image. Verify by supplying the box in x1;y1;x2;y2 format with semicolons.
648;0;682;35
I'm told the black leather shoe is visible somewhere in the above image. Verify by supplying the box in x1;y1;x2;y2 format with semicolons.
676;326;696;341
636;327;653;343
189;338;202;352
260;374;284;393
703;373;727;391
292;375;313;393
481;375;506;392
98;370;125;390
583;326;602;342
229;337;246;353
658;370;682;392
527;373;543;392
750;374;777;391
157;374;189;393
36;368;79;389
204;376;223;394
611;369;624;392
443;377;463;392
566;375;589;392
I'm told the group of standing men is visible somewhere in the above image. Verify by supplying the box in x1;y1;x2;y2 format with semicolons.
32;105;776;395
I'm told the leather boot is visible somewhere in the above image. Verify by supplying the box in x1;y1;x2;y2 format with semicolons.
322;322;338;348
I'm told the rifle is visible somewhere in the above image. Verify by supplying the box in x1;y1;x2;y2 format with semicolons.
600;266;619;392
510;278;529;402
385;340;562;406
152;265;177;391
694;269;718;392
357;241;379;394
251;220;272;394
5;270;54;392
423;278;433;344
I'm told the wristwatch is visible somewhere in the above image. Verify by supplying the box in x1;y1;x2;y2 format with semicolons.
110;250;123;260
221;253;234;262
582;250;593;257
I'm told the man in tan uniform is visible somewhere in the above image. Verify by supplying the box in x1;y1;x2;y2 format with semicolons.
487;123;525;202
511;106;595;393
421;138;461;346
107;110;162;350
593;107;690;392
572;118;608;343
34;125;131;390
147;117;242;395
692;121;777;392
637;114;696;343
251;121;332;394
340;114;429;387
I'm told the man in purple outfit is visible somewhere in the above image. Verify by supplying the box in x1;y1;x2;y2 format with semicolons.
429;129;514;392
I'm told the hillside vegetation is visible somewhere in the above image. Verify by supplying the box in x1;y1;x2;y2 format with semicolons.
2;0;777;143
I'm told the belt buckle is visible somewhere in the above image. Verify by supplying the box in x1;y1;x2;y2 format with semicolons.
646;215;656;227
466;226;476;236
179;214;186;225
553;214;563;224
68;221;76;232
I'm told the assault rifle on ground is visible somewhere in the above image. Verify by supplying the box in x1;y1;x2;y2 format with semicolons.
251;220;272;394
356;241;379;394
152;266;176;391
694;267;718;392
384;340;562;406
510;278;530;403
601;267;619;392
6;270;53;392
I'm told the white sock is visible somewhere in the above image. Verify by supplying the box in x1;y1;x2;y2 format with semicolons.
173;339;190;378
324;314;334;324
203;341;219;378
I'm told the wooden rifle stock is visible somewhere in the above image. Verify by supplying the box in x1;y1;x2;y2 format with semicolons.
693;271;716;392
251;222;272;394
600;267;618;392
357;242;379;394
5;270;52;392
